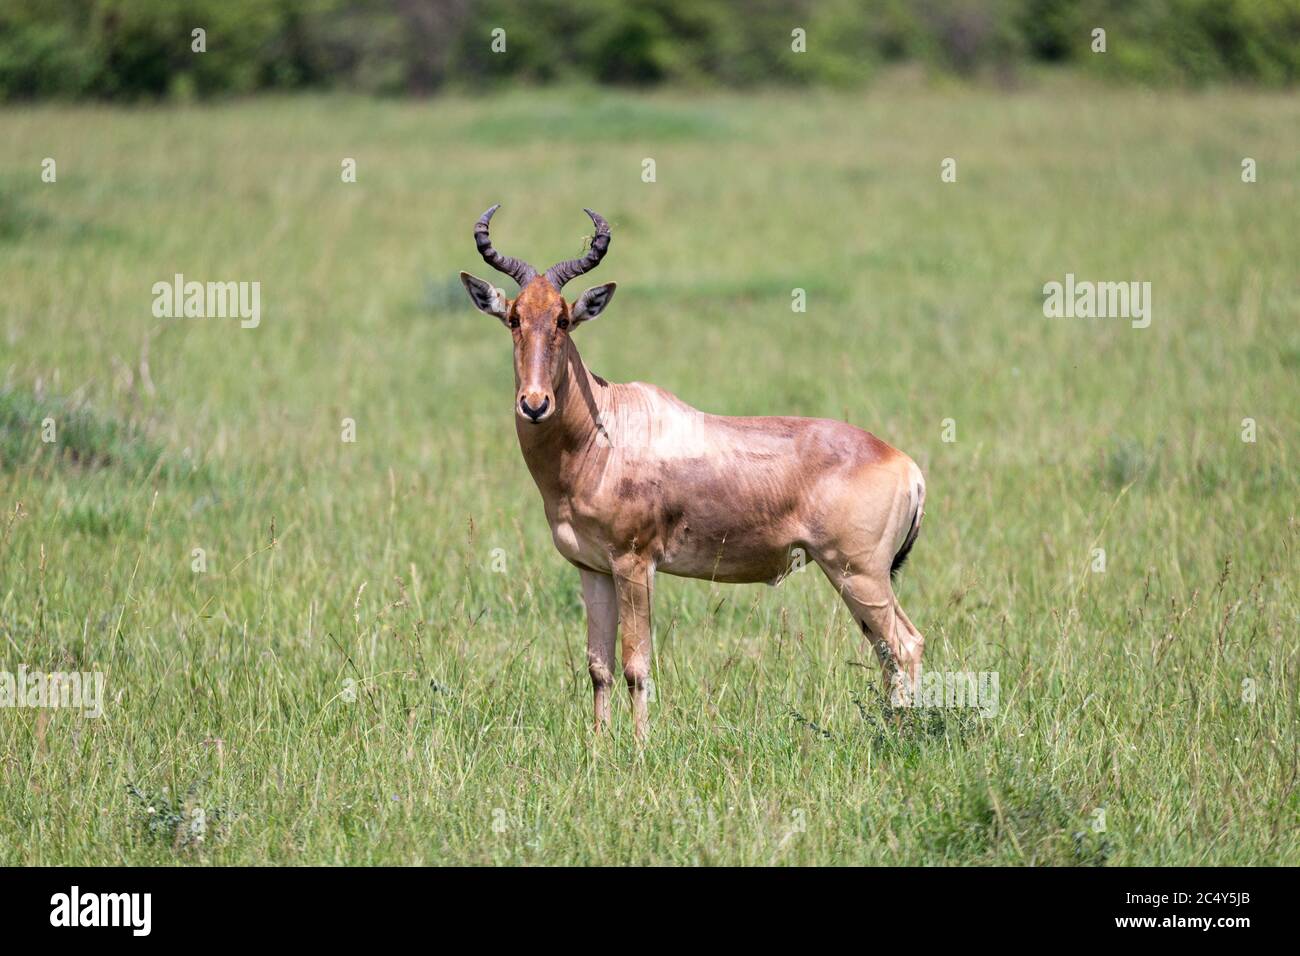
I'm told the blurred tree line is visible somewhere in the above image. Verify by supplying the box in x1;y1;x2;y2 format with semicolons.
1;0;1297;100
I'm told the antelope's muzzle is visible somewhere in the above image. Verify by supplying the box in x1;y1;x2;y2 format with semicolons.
518;391;552;423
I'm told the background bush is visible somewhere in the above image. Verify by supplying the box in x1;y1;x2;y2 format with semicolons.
0;0;1298;101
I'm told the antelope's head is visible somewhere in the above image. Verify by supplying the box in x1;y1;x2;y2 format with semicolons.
460;205;617;425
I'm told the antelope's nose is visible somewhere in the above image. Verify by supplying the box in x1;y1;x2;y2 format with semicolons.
518;392;552;423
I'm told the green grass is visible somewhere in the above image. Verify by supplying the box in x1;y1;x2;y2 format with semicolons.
0;77;1297;865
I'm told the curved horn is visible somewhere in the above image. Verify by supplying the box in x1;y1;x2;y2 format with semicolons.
544;208;611;289
474;204;537;288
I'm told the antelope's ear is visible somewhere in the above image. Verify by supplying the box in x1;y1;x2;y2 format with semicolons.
460;271;510;322
570;282;617;326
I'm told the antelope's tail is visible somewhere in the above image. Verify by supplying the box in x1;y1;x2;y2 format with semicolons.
890;466;926;580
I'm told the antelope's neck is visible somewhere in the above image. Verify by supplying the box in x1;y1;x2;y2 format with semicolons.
515;337;606;499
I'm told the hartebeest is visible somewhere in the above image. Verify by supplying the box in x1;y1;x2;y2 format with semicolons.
461;205;926;739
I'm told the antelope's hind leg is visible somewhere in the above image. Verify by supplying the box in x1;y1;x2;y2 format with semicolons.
580;568;618;733
818;561;925;706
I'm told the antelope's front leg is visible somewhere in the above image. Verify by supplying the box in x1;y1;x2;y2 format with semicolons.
579;568;618;733
612;554;654;741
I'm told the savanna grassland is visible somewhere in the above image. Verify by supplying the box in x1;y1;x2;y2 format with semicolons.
0;77;1297;865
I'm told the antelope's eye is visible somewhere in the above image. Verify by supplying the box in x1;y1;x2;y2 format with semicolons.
557;318;569;330
509;317;520;329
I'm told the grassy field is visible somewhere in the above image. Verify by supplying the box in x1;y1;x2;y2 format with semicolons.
0;77;1297;865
